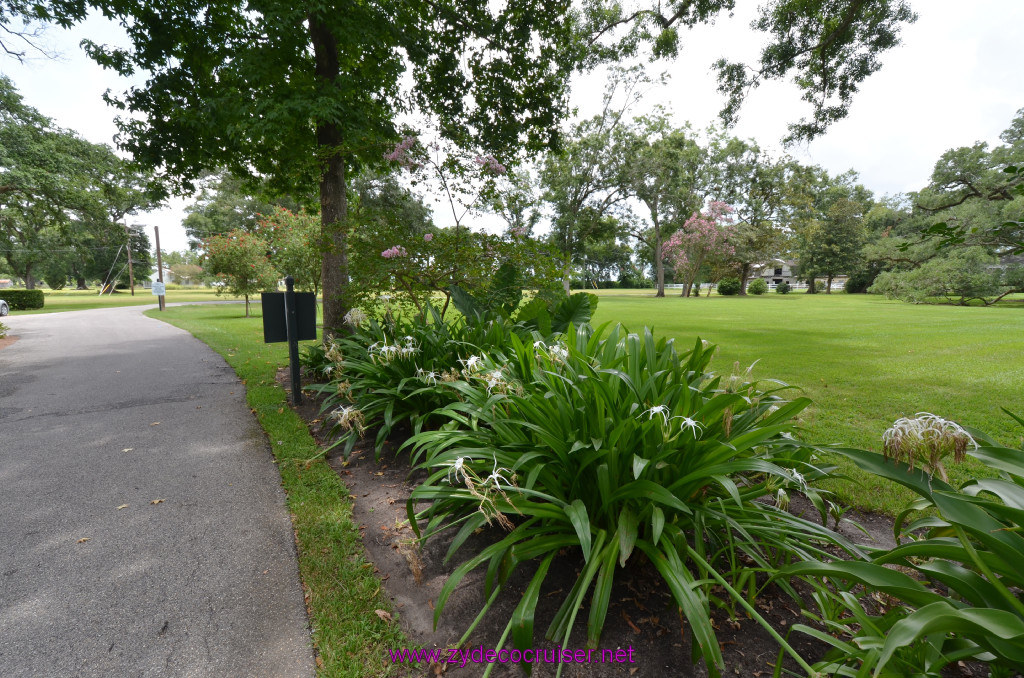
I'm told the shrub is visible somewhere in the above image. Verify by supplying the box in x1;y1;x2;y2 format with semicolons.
843;265;881;293
716;277;741;295
405;325;861;676
814;280;826;293
775;282;791;294
1;289;44;310
746;278;768;295
0;320;8;338
783;411;1024;676
868;248;1002;305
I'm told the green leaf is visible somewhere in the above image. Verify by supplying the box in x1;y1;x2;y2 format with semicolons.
551;292;596;333
650;506;665;546
617;507;639;567
632;454;650;479
514;297;552;335
511;553;555;653
878;602;1024;673
565;500;593;562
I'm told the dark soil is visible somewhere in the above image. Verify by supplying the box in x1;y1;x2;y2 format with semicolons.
281;369;977;678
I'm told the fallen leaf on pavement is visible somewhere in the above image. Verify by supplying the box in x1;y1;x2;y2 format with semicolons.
150;499;165;505
150;422;160;426
121;448;133;453
117;504;128;510
77;538;90;544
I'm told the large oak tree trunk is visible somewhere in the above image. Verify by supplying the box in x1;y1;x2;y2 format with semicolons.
739;262;750;295
826;274;834;294
310;15;350;339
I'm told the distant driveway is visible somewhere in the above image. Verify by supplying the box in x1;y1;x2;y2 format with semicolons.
0;306;313;677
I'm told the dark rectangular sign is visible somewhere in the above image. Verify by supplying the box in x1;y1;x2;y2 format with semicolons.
261;292;317;343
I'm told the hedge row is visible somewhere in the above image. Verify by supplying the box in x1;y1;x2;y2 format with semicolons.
1;289;45;310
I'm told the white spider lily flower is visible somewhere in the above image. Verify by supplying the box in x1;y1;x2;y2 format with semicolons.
485;369;506;393
533;340;547;351
460;355;484;372
548;344;569;362
416;368;439;385
643;405;671;425
446;456;472;484
677;416;703;437
483;458;515;488
882;412;976;481
331;405;366;435
342;308;368;328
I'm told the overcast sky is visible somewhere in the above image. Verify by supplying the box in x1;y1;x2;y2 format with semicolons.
3;1;1023;252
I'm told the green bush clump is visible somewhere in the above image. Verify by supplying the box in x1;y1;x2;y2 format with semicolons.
1;289;44;310
746;278;768;295
310;291;599;458
0;320;8;338
716;277;741;295
405;325;860;677
775;282;791;294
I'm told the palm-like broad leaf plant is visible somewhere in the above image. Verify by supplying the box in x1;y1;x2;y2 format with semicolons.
404;324;864;677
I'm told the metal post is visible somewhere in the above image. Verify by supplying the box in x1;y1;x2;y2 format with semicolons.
154;226;165;312
124;221;136;296
284;275;302;405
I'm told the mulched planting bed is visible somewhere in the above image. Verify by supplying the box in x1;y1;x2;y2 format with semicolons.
283;369;980;677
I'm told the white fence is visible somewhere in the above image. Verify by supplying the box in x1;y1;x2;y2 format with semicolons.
665;280;845;292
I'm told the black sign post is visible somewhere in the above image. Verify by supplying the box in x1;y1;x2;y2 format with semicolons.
261;275;317;405
284;276;302;404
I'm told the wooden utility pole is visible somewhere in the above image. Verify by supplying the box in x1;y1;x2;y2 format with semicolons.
154;226;165;311
123;221;136;295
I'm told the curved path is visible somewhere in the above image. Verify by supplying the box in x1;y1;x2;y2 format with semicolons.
0;306;313;678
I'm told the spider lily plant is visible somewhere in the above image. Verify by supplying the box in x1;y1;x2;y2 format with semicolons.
404;323;864;677
782;411;1024;677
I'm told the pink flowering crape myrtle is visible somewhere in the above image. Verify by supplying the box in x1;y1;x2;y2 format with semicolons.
662;202;736;297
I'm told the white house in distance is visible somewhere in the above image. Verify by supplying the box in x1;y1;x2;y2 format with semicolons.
144;268;174;288
749;259;848;291
750;259;799;287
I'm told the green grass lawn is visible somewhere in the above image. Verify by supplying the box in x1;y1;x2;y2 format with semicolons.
146;304;407;677
8;287;245;314
587;290;1024;513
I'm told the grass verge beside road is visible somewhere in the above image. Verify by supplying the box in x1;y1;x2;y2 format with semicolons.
146;304;407;677
10;287;243;314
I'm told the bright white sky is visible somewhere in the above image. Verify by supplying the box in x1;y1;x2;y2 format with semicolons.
2;1;1023;252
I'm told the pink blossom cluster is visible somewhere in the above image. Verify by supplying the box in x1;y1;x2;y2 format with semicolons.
385;136;419;169
663;202;736;277
424;233;433;242
474;154;507;176
510;226;528;237
381;245;408;259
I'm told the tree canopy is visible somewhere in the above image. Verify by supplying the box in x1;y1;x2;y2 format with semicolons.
7;0;918;329
0;75;158;289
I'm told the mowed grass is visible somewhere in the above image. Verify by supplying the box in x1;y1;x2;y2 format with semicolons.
587;290;1024;514
146;304;408;677
9;287;244;314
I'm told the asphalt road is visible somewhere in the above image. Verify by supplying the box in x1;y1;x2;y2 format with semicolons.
0;306;314;678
